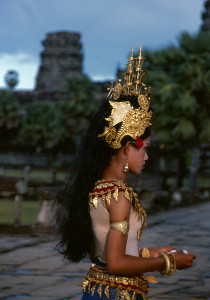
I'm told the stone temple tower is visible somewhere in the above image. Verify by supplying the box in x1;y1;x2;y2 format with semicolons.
201;0;210;31
36;31;83;91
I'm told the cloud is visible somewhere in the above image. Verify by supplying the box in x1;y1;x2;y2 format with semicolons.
0;52;39;90
92;75;115;82
0;0;205;89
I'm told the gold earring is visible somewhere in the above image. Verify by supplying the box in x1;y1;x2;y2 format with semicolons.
123;162;129;173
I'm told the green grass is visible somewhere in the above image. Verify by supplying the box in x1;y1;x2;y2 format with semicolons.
4;168;65;181
1;168;65;223
197;177;210;188
0;199;40;223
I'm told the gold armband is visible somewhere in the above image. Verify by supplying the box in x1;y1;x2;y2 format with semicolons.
110;220;129;237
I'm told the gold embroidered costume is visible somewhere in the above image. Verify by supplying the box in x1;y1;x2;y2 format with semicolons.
83;47;153;300
83;265;149;300
83;179;149;300
89;179;147;243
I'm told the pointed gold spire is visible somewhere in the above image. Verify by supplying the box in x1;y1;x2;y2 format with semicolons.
130;47;134;60
104;285;109;298
82;280;89;292
113;188;119;202
132;292;136;300
91;284;96;296
106;191;111;205
124;189;130;201
97;284;103;297
101;194;106;206
92;196;98;208
139;44;142;59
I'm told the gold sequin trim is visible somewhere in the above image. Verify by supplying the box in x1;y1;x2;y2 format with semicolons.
83;265;149;300
89;179;147;253
89;179;146;223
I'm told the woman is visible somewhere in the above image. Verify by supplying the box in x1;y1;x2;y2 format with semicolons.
55;49;196;300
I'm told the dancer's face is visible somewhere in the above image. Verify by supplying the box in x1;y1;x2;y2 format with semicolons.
128;137;150;174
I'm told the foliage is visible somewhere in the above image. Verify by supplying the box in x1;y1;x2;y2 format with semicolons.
0;75;99;153
19;100;66;151
7;75;98;153
0;90;21;151
141;30;210;147
0;90;21;129
4;70;19;90
58;75;100;138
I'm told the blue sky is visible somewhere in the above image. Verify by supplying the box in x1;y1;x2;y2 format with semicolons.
0;0;206;90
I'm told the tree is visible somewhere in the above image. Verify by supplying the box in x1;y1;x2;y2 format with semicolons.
141;31;210;190
2;76;99;155
0;90;21;151
20;100;66;152
4;70;19;90
58;75;100;149
0;90;21;129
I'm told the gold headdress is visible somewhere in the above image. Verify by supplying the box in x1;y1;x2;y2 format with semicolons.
98;46;152;149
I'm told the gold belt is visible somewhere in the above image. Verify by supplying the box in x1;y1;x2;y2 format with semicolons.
83;265;149;300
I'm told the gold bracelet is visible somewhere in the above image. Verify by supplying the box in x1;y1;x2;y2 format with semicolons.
159;252;170;275
166;252;176;275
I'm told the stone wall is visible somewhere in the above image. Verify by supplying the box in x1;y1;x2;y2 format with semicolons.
13;81;109;104
14;90;58;104
36;31;83;92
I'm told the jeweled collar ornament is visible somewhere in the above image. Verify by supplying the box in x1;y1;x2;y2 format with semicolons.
98;46;152;149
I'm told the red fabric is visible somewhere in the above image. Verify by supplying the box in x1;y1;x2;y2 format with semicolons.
92;181;129;194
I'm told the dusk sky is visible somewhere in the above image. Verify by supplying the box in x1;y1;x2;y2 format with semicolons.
0;0;206;90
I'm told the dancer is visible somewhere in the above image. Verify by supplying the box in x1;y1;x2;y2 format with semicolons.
55;48;196;300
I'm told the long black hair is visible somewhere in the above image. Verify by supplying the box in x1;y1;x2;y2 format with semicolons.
54;95;151;262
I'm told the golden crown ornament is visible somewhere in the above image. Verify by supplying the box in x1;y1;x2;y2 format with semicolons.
98;46;152;149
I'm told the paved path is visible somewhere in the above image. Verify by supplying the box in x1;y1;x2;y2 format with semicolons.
0;202;210;300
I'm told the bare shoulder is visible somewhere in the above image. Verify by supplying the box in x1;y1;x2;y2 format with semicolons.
106;191;131;222
89;179;133;221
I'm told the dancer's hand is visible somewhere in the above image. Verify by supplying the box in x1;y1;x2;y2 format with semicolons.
149;246;175;257
174;250;196;269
